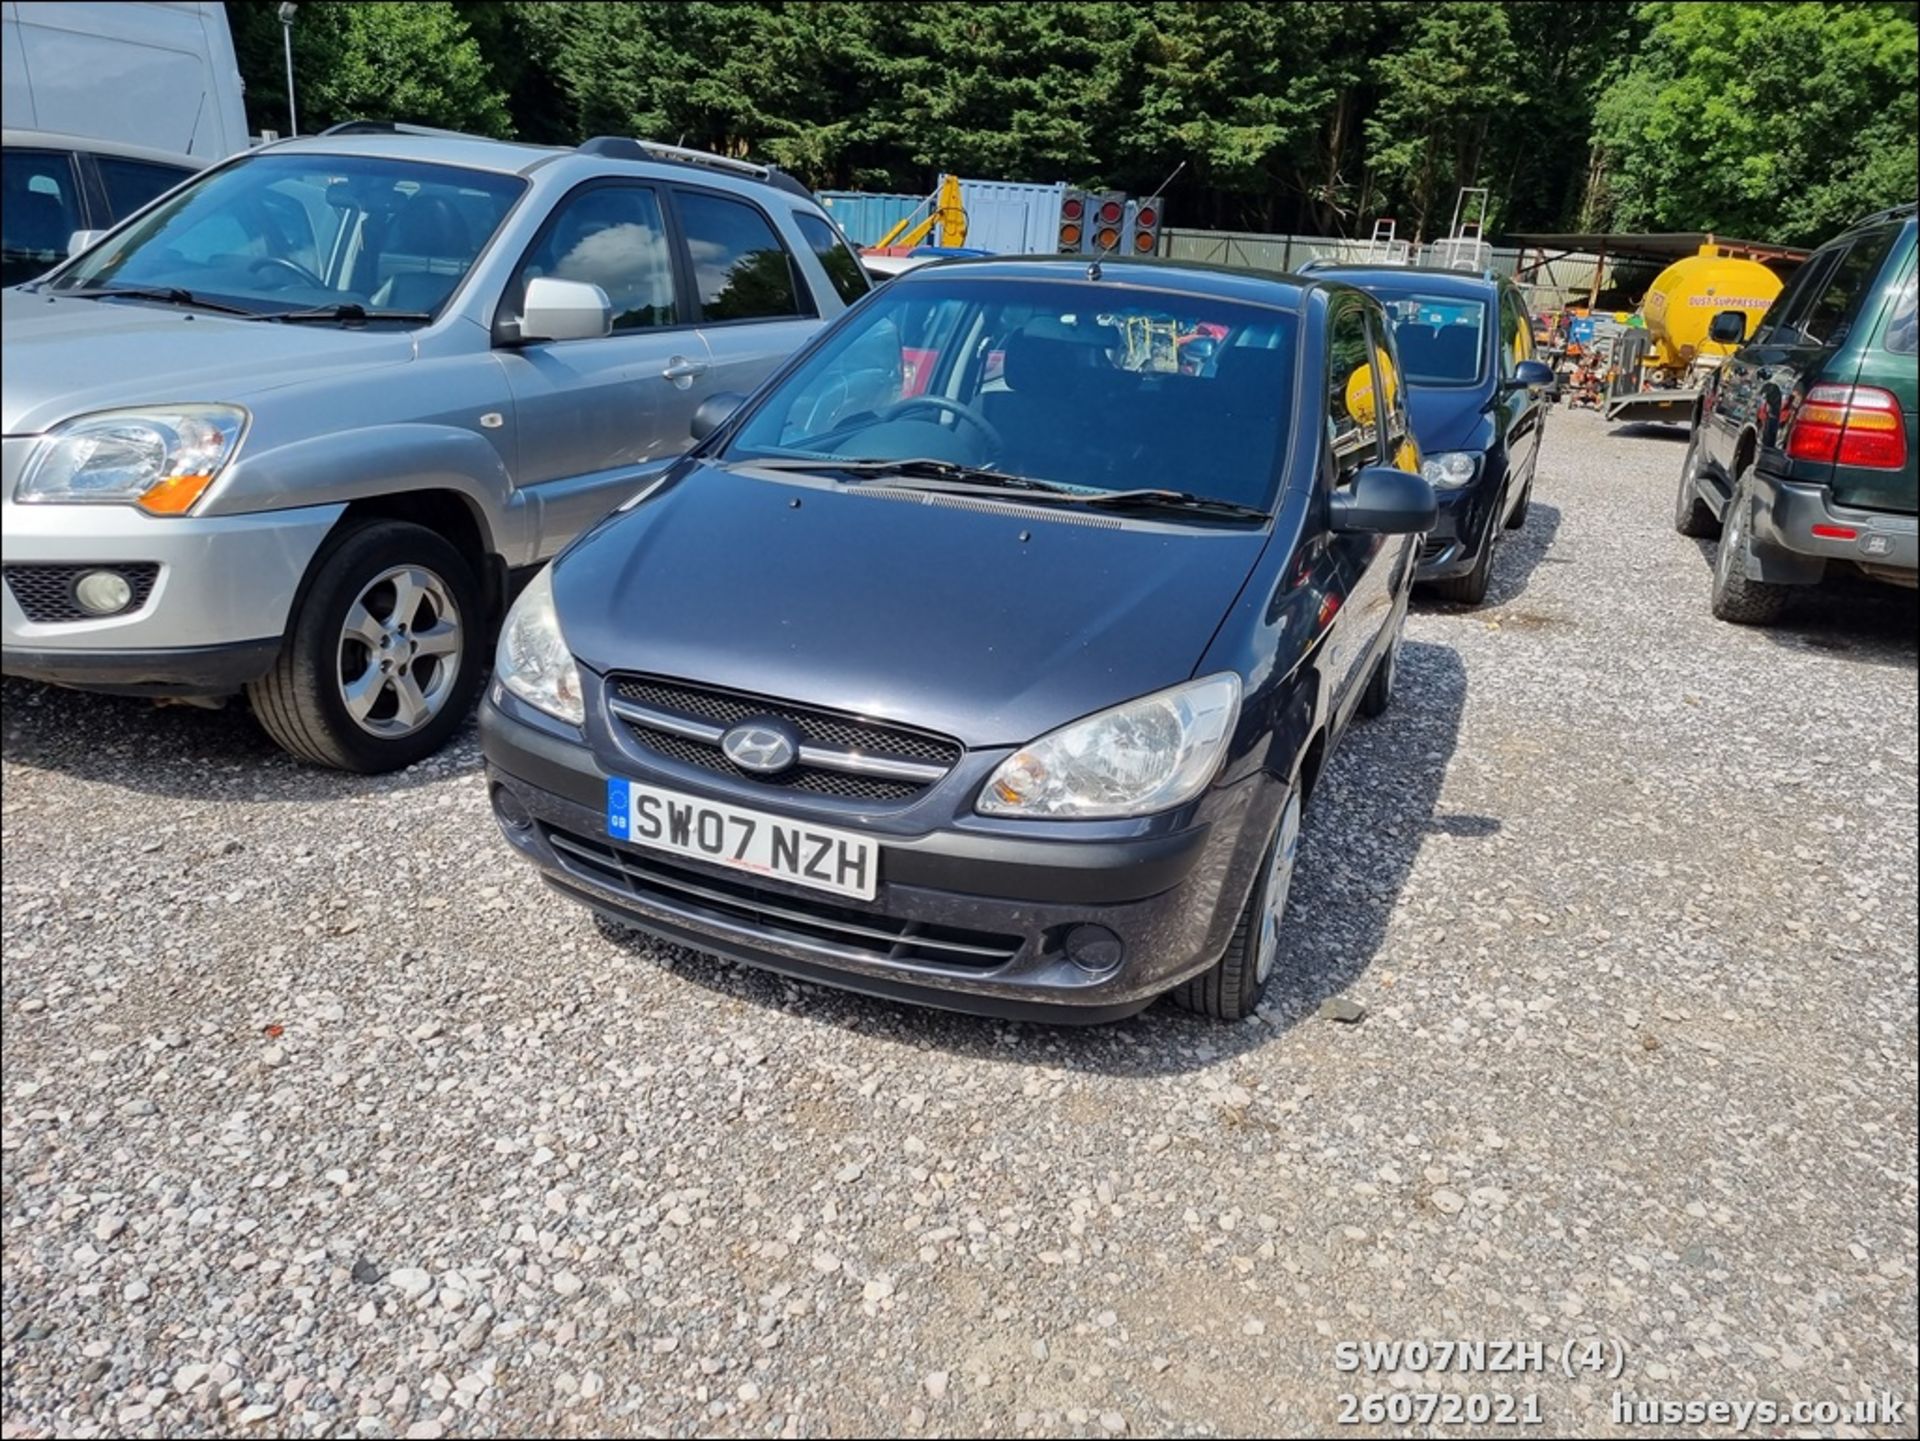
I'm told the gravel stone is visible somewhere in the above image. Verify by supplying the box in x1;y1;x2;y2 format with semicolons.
0;411;1914;1436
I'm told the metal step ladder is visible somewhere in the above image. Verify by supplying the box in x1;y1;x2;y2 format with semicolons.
1428;188;1492;271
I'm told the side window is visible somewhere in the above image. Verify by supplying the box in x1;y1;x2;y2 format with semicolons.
1799;227;1901;346
1;149;83;286
516;184;677;333
794;211;871;306
1326;302;1381;486
1367;311;1417;472
1506;290;1534;363
675;189;808;322
94;157;196;222
1753;249;1833;342
1884;259;1917;356
1496;291;1524;376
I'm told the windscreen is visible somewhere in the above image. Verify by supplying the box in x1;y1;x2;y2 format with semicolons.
1374;293;1490;385
50;152;525;318
725;277;1299;509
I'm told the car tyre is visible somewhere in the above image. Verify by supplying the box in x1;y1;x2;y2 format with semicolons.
1171;783;1303;1022
1357;623;1402;719
1505;471;1533;530
1708;469;1793;626
1426;525;1494;606
248;519;486;771
1674;430;1720;538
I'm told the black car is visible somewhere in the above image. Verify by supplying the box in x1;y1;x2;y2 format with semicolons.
481;258;1435;1023
1676;203;1917;622
1310;266;1554;604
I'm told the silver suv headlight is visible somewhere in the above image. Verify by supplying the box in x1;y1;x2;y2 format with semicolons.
496;566;585;725
1420;451;1480;489
977;674;1241;819
15;405;247;513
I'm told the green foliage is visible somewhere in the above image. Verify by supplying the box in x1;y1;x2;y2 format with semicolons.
1591;2;1919;244
222;1;1915;246
226;0;510;137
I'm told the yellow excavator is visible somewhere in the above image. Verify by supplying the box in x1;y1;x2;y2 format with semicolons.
873;174;969;250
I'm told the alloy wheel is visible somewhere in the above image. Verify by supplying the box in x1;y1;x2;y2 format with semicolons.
336;565;463;738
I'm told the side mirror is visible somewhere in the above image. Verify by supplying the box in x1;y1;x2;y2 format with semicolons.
690;391;747;442
1510;358;1555;392
1708;310;1748;345
1330;465;1437;536
67;229;106;258
516;276;612;343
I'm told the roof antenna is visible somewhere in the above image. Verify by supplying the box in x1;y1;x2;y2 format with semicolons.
1087;259;1102;281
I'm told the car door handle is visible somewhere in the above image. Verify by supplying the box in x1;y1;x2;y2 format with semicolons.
662;356;709;382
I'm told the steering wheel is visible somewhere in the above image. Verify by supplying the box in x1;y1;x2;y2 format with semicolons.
247;255;328;290
876;394;1003;453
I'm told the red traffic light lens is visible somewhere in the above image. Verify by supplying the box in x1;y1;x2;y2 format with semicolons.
1061;197;1083;220
1135;206;1157;229
1098;200;1122;224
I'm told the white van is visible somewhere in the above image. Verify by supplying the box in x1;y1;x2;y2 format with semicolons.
1;1;248;160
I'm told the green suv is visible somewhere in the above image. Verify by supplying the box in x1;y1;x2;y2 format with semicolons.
1675;202;1917;623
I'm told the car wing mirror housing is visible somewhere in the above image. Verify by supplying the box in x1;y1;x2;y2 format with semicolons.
1510;358;1555;391
690;391;747;442
1708;310;1748;345
1331;465;1438;536
67;229;106;258
511;276;613;344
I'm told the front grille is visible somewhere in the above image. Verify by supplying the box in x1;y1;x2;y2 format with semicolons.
610;674;962;805
544;824;1021;971
4;563;159;623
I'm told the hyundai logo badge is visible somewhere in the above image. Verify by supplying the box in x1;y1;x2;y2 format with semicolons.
721;719;798;774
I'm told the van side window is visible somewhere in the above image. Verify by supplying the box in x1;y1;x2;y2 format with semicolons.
1326;302;1380;486
517;185;677;333
675;190;809;322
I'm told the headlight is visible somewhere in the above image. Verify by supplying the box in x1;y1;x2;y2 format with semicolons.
1420;451;1480;490
496;566;584;725
978;674;1241;819
16;406;247;513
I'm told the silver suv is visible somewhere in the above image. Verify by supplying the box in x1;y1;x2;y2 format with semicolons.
2;123;868;769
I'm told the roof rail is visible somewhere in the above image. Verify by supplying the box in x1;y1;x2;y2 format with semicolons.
576;136;819;204
318;120;478;139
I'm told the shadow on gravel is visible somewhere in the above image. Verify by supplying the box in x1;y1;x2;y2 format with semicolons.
1605;421;1691;444
1682;541;1920;672
600;640;1475;1077
0;678;480;797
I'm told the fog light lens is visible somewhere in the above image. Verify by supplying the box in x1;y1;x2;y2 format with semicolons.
1064;924;1124;975
73;569;134;615
491;783;532;831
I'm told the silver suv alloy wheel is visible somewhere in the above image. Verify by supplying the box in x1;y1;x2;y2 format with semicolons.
337;565;463;737
1254;788;1304;983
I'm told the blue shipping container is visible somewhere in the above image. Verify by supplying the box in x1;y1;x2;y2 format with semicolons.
817;192;927;247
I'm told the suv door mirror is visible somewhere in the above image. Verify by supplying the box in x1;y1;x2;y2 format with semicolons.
1330;465;1437;536
67;229;106;258
690;391;747;442
517;276;612;343
1708;310;1748;345
1508;358;1555;392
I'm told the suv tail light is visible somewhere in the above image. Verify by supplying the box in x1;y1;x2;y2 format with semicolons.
1784;384;1909;469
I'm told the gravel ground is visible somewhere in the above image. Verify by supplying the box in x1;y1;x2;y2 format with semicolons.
3;409;1916;1440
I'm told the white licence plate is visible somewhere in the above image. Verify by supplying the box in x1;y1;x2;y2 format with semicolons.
606;778;878;901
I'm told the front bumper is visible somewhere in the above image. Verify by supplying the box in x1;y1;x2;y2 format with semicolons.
481;690;1282;1023
0;489;344;692
1748;470;1918;584
1416;477;1498;579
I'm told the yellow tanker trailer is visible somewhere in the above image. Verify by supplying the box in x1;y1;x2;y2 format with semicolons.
1604;244;1783;423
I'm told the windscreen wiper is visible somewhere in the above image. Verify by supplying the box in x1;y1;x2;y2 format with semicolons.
56;285;257;317
1070;489;1270;522
255;303;435;324
733;455;1077;494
